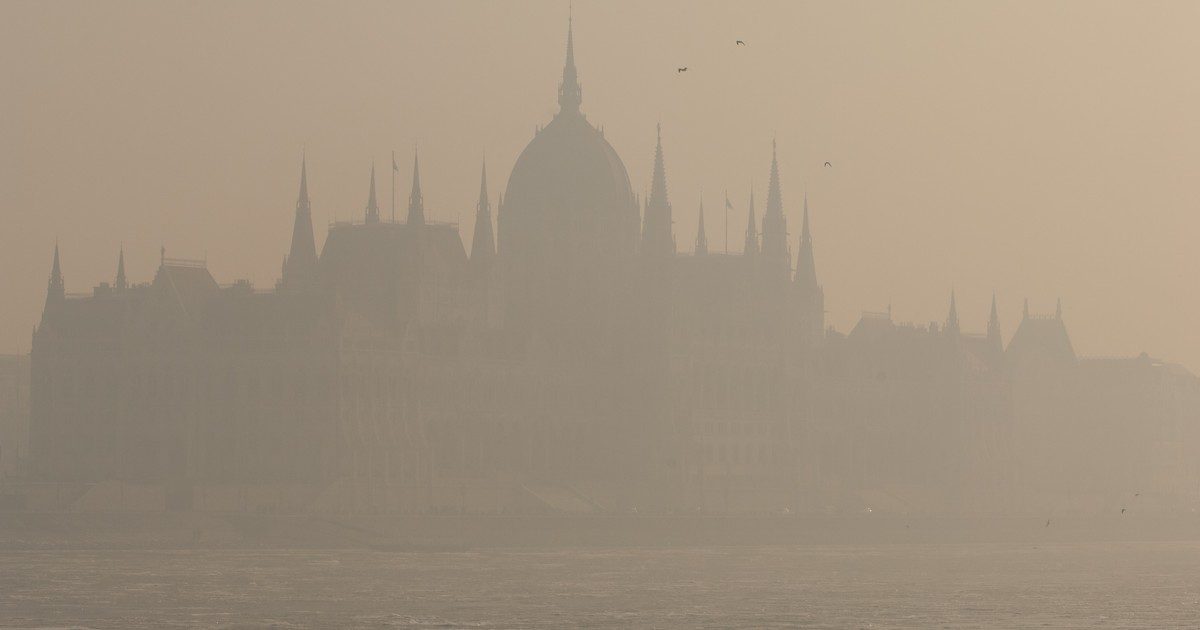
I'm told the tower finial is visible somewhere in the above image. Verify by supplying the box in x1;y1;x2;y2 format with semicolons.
365;161;379;224
115;245;127;290
695;196;708;255
470;157;495;267
558;9;582;113
407;148;425;226
946;289;960;333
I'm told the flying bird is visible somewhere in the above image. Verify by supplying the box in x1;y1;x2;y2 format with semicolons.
677;67;688;73
736;40;746;46
824;161;832;168
1045;519;1051;528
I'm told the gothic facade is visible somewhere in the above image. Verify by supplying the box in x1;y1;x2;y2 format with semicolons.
28;21;1200;515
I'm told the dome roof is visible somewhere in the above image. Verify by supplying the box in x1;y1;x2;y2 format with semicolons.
499;18;638;259
502;112;636;245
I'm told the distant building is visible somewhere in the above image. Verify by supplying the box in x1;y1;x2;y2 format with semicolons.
27;19;1200;514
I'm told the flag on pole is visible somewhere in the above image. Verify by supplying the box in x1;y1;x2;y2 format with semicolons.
392;152;399;172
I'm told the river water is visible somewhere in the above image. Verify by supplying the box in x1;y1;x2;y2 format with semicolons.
3;542;1199;628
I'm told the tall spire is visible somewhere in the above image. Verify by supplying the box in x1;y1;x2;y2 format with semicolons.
641;123;674;256
407;150;425;226
743;189;758;258
694;197;708;255
987;292;1002;349
761;139;789;271
946;289;960;334
470;158;496;266
1023;298;1030;320
365;162;380;224
41;241;65;326
794;192;818;291
115;245;127;290
557;9;582;114
47;241;64;303
1056;297;1063;320
283;156;318;288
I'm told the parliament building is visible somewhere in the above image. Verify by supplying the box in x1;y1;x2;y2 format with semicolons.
28;20;1200;515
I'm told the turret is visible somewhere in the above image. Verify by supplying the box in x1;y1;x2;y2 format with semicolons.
945;289;960;335
794;192;818;292
115;245;127;291
694;196;708;256
470;159;496;268
987;292;1003;353
282;157;318;288
760;140;789;273
365;162;380;224
557;11;582;115
406;150;425;226
45;242;64;309
641;123;674;257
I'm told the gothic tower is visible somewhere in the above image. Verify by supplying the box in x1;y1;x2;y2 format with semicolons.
282;157;318;289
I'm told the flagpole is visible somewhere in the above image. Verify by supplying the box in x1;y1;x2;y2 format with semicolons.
391;150;396;222
724;189;729;254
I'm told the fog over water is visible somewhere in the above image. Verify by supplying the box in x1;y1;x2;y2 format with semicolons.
4;1;1200;628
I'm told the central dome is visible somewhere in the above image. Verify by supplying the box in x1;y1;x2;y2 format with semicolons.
499;18;638;262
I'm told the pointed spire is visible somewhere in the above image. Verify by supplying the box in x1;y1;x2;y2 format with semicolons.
761;139;789;272
48;242;63;297
946;289;960;333
557;9;582;114
794;192;818;290
470;158;496;267
115;245;127;290
365;162;380;224
641;123;674;256
1023;298;1030;320
1056;297;1063;320
283;156;318;288
43;242;64;319
743;189;758;257
407;149;425;226
987;292;1002;350
695;197;708;256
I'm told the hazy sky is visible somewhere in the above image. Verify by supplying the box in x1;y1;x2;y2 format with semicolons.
3;1;1199;368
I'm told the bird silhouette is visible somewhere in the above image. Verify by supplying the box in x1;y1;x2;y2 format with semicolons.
1045;519;1051;527
824;161;832;168
677;67;688;73
736;40;746;46
1121;508;1127;514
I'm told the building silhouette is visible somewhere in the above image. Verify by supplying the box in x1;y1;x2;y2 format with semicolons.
27;20;1200;515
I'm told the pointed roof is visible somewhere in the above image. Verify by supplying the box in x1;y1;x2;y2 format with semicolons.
115;246;127;290
558;10;582;114
743;189;758;257
988;293;1000;336
946;289;960;333
794;192;818;290
695;197;708;255
283;156;318;287
761;139;789;269
407;150;425;226
365;162;380;224
641;123;674;256
648;123;669;210
766;139;783;219
470;159;496;266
